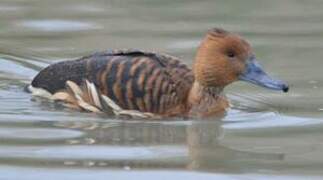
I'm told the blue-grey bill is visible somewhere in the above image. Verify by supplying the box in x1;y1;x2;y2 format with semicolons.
239;56;289;93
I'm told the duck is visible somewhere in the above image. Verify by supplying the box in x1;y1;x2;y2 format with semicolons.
27;28;289;119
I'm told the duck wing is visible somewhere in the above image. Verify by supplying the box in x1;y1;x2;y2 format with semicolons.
30;49;194;116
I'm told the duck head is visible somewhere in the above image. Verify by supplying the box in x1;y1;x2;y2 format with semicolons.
193;28;289;92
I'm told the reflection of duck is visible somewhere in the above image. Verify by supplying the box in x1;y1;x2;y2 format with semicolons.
52;120;284;171
186;122;284;172
27;28;288;118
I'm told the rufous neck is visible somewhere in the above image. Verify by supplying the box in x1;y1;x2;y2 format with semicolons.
188;81;224;106
192;36;220;87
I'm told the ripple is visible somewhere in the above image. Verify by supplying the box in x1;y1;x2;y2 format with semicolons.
0;166;320;180
223;110;323;129
0;58;38;79
0;127;83;140
18;20;101;32
0;145;186;160
0;5;22;12
67;5;105;13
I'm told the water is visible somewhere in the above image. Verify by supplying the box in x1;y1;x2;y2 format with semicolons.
0;0;323;179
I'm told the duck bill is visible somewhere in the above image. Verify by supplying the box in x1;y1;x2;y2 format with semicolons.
239;56;289;92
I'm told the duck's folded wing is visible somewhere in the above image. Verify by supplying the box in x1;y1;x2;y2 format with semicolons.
29;49;194;117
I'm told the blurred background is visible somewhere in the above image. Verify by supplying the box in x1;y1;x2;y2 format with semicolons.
0;0;323;179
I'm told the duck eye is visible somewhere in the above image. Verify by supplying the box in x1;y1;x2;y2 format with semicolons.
227;51;235;58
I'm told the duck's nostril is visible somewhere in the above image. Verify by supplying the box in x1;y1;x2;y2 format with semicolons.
282;85;289;93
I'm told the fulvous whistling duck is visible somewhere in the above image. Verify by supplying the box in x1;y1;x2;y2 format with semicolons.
27;28;289;119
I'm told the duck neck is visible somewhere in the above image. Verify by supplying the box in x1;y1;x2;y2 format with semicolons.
187;81;228;117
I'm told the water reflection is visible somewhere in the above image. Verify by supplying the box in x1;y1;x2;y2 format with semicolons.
186;122;284;173
21;119;279;172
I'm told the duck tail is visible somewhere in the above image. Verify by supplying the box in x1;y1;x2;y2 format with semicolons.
25;84;53;99
24;85;32;93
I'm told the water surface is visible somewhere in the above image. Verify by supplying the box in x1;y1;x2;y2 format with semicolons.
0;0;323;179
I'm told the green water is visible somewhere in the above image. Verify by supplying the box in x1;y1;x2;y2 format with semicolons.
0;0;323;179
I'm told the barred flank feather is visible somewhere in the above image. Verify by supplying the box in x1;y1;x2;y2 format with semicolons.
51;80;159;119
